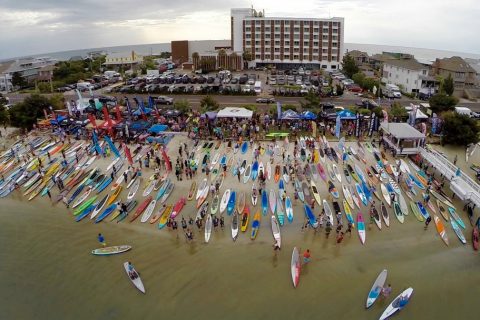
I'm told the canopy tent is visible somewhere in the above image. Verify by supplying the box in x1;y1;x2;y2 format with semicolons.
133;107;153;116
148;124;169;134
301;110;317;120
336;110;357;120
216;107;253;119
281;109;300;120
380;122;425;139
129;121;151;132
100;119;118;129
200;111;217;120
411;109;428;120
50;115;67;125
162;109;182;117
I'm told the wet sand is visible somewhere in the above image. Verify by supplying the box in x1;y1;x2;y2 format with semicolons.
0;135;479;320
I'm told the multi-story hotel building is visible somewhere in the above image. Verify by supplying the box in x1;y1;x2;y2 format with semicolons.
231;8;344;71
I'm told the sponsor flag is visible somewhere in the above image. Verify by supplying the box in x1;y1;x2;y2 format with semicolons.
115;105;122;122
104;135;121;158
124;144;133;165
102;106;114;137
92;130;104;156
87;113;98;130
355;112;360;137
277;102;282;120
335;114;341;138
148;96;160;117
368;112;376;136
161;147;172;171
125;97;132;115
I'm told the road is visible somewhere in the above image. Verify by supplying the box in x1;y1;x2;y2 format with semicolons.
6;91;480;111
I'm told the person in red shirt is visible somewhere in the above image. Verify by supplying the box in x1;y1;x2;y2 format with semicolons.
303;249;311;264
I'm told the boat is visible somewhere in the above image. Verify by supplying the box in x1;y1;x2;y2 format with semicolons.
434;215;449;246
372;207;382;230
269;189;277;215
123;262;145;294
332;164;342;182
187;181;197;200
251;183;258;206
89;194;109;219
106;186;123;206
250;210;261;240
357;213;366;244
140;200;157;223
142;179;157;197
271;215;281;248
283;166;291;183
71;186;93;209
276;195;285;226
251;161;259;181
196;182;208;208
243;164;251;183
278;179;285;200
355;183;367;206
317;163;327;181
342;200;354;226
366;269;388;308
128;179;140;200
95;203;118;223
379;288;413;320
266;161;272;180
381;202;391;226
149;204;171;224
210;194;219;215
261;190;268;215
343;168;352;183
227;191;236;215
205;215;213;243
196;178;207;200
75;202;97;222
323;200;334;225
416;202;430;220
380;183;391;206
447;207;466;229
398;193;408;216
285;196;293;223
436;200;449;221
220;189;231;214
157;206;173;229
130;197;152;222
92;245;131;256
231;213;239;241
241;141;248;154
170;197;186;219
328;180;339;198
304;204;318;228
393;201;405;224
451;220;466;244
240;205;250;232
237;192;246;214
291;247;301;288
342;184;354;209
274;165;280;182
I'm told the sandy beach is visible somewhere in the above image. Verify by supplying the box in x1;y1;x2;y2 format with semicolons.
0;132;479;320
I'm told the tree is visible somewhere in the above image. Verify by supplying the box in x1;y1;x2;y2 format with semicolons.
49;94;65;110
388;102;408;121
442;112;479;146
429;93;458;113
8;94;51;130
200;96;219;112
174;99;190;113
0;94;9;126
300;89;320;110
335;84;344;96
243;50;253;62
11;72;26;88
352;72;365;87
341;54;359;78
442;74;454;96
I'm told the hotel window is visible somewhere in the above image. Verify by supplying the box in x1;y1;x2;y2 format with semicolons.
303;42;309;47
255;41;260;45
246;34;251;39
275;27;280;32
332;56;337;61
322;35;328;40
304;28;309;32
322;55;328;60
313;55;319;60
294;55;299;59
265;27;270;32
294;34;300;39
284;54;290;59
265;55;270;59
284;34;290;39
304;34;309;39
332;42;338;47
303;55;309;60
265;34;270;39
284;20;290;24
255;47;260;52
275;34;280;39
332;49;337;54
255;27;261;32
294;48;300;53
333;22;338;26
294;21;299;25
322;49;328;53
313;49;319;53
275;55;280;59
313;35;319;40
294;27;300;32
256;20;261;25
275;20;281;25
323;22;328;26
332;36;337;40
322;42;329;47
314;28;319;32
275;48;280;52
246;41;251;45
323;28;329;33
256;54;261;59
332;29;337;34
303;48;309;53
313;41;319;46
285;41;290;46
265;41;270;46
284;48;290;53
245;27;251;32
285;27;290;32
275;41;280;46
294;41;300;46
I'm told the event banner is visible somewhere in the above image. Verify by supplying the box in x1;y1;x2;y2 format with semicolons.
355;112;360;137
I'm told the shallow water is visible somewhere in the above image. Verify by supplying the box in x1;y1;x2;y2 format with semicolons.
0;137;479;320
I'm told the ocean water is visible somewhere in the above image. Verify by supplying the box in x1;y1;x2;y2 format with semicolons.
0;135;479;319
2;42;479;63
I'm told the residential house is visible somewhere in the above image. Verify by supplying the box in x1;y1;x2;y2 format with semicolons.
382;58;437;94
104;51;143;70
431;56;476;88
346;50;370;65
37;65;55;82
0;56;57;87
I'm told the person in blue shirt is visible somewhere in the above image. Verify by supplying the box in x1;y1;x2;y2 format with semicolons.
127;262;138;279
97;233;106;247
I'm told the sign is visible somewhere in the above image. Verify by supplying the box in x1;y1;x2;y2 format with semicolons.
277;102;282;120
335;114;341;138
355;112;360;137
368;112;375;136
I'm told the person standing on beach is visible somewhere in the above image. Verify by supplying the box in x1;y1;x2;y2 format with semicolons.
382;284;392;298
336;231;345;244
453;155;458;165
303;249;311;264
237;170;241;182
424;216;432;230
97;233;106;247
123;171;128;184
46;189;52;199
325;221;332;238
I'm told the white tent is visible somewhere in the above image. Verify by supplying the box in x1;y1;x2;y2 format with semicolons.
216;107;253;118
413;109;429;119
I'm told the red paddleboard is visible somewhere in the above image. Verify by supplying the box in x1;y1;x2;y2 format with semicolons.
130;197;152;222
171;197;186;219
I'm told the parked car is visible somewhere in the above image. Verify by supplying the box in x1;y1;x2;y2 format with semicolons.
356;99;379;109
256;98;275;104
155;96;174;105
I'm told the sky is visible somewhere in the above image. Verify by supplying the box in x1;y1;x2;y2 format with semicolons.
0;0;479;59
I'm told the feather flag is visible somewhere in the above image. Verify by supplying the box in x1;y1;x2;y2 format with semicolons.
161;147;172;172
124;144;133;165
92;130;104;156
87;113;98;130
115;105;122;122
102;107;114;137
125;97;132;115
335;114;341;138
104;135;120;158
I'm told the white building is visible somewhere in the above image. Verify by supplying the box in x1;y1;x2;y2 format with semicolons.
382;59;437;94
0;56;57;90
230;8;344;71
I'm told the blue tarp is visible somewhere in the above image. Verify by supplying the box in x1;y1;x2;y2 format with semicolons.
281;109;300;120
201;112;217;120
148;124;168;134
130;121;150;131
301;111;317;120
337;110;357;120
50;115;67;125
133;107;153;115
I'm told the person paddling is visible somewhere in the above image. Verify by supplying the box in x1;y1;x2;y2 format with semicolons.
97;233;106;247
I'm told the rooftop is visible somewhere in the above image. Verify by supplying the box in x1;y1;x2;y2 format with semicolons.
347;50;369;58
380;122;425;139
384;58;427;71
433;56;476;73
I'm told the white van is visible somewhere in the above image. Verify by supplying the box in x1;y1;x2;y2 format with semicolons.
455;106;472;117
385;84;402;98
